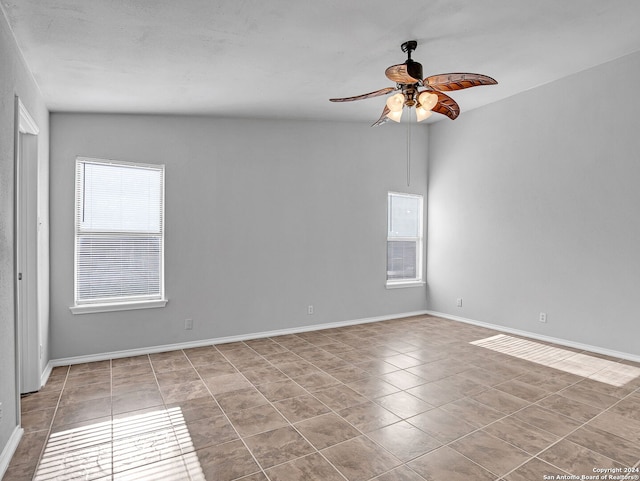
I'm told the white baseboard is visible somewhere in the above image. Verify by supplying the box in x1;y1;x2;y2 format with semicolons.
50;310;430;367
40;362;52;389
0;426;24;480
426;310;640;364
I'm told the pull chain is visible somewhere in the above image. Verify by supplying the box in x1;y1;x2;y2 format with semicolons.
407;107;412;186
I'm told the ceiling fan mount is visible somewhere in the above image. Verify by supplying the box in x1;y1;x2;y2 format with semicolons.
400;40;417;55
330;40;497;126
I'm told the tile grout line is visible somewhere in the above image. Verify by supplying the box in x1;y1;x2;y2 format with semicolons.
269;332;539;481
261;335;426;479
231;335;423;479
187;345;282;481
223;339;359;481
113;354;192;480
489;374;640;479
22;319;640;481
155;349;254;481
257;333;503;481
27;364;70;480
392;352;628;479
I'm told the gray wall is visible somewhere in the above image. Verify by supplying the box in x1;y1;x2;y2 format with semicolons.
0;7;49;465
427;50;640;357
50;114;429;359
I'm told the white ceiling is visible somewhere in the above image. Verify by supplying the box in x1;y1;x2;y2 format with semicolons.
4;0;640;124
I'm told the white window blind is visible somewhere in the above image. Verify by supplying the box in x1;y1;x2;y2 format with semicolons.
74;157;165;306
387;192;423;285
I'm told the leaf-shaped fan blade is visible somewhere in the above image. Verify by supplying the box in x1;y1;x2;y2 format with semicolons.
371;105;391;127
432;91;460;120
424;73;497;92
330;87;395;102
385;64;421;84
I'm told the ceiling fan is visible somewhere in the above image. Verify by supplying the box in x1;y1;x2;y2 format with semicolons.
330;40;497;126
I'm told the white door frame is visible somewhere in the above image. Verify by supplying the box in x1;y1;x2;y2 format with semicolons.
14;96;40;401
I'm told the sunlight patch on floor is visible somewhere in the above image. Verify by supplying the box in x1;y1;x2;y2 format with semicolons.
470;334;640;387
34;407;205;480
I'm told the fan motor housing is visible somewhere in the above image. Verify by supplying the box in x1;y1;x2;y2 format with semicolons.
401;41;422;83
405;60;423;84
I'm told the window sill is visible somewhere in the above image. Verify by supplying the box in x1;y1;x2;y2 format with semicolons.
70;299;168;315
386;281;426;289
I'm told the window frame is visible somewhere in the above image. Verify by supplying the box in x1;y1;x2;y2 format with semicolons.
70;157;167;314
386;191;425;288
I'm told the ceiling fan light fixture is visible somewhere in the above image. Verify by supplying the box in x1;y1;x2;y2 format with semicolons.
387;109;403;122
418;91;438;111
415;106;432;122
386;93;405;112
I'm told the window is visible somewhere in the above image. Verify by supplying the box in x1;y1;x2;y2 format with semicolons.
387;192;424;287
71;157;166;314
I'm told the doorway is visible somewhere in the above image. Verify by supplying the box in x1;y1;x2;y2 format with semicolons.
14;97;41;395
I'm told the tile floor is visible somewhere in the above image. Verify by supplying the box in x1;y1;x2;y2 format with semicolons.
4;315;640;481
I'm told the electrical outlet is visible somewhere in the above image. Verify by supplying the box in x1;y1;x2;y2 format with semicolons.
307;305;314;315
539;312;547;323
456;298;463;307
184;318;193;330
